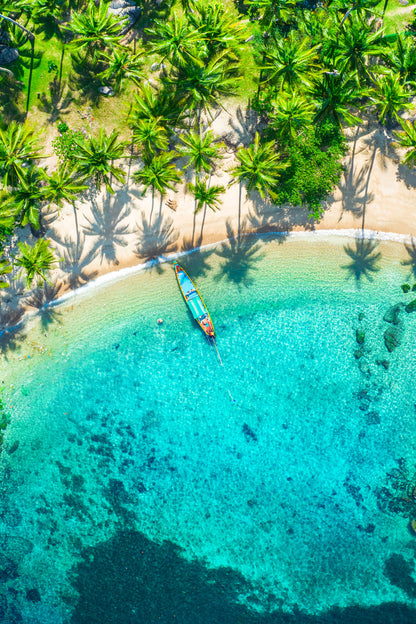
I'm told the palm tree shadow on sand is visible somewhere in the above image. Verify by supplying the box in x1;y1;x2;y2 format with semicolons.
214;220;264;287
401;237;416;279
135;211;179;273
247;194;313;239
83;193;132;265
56;233;100;290
342;238;382;284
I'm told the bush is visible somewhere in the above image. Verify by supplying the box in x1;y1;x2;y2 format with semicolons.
274;121;347;220
52;126;85;165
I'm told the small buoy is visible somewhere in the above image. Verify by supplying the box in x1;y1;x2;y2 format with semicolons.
157;318;163;325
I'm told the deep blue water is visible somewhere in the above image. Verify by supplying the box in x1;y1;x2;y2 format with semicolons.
0;235;416;623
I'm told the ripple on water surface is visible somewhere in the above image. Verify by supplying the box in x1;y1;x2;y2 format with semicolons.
1;235;416;624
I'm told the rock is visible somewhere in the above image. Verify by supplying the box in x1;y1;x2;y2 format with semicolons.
405;299;416;313
399;0;409;6
412;283;416;291
150;62;160;71
383;303;403;325
401;283;411;293
409;519;416;536
0;47;19;65
384;324;404;352
356;329;365;345
242;423;257;442
108;1;141;35
26;588;41;603
7;440;19;455
0;31;11;46
98;86;114;96
376;359;389;370
354;349;364;360
358;312;365;321
366;411;381;425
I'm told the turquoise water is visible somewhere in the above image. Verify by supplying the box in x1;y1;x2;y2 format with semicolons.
1;234;416;624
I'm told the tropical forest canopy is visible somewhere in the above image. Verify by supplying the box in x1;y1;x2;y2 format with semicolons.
0;0;416;289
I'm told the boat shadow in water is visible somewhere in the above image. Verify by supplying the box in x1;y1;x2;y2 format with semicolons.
214;220;264;287
69;528;416;624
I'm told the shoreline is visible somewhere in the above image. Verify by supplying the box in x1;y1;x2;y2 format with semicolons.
1;106;416;335
0;226;414;339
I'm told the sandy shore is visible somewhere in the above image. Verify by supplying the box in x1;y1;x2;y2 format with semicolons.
1;104;416;331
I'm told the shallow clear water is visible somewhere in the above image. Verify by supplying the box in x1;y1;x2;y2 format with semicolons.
1;234;416;624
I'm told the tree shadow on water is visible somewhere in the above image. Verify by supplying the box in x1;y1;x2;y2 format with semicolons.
70;529;416;624
214;220;263;288
342;238;382;284
181;235;216;280
25;283;64;330
401;237;416;279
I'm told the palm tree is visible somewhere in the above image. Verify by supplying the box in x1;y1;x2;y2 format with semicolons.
170;50;239;123
383;34;416;89
132;118;169;161
133;151;182;210
178;130;223;179
269;91;314;143
0;121;43;187
369;71;412;125
131;82;184;132
68;1;126;63
145;13;202;67
394;119;416;166
310;72;363;127
42;164;88;211
98;48;145;92
337;0;380;27
188;177;225;213
263;31;321;93
15;238;60;288
12;166;45;231
245;0;296;33
30;0;65;39
0;256;12;289
231;132;286;200
335;15;384;84
189;0;247;60
0;192;20;230
74;129;127;193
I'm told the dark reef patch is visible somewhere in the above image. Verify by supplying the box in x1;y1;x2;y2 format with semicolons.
384;554;416;598
70;530;416;624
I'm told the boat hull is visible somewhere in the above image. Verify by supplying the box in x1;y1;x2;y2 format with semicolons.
173;262;215;338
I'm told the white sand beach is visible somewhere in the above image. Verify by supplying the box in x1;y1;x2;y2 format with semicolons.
1;104;416;330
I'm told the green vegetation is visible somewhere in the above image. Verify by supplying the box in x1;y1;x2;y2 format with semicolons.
0;0;416;295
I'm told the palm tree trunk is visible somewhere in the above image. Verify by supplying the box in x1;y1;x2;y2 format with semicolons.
72;202;80;256
0;14;35;114
58;45;65;90
238;182;242;240
150;186;155;223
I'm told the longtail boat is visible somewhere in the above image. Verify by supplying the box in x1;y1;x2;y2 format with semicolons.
173;261;215;338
